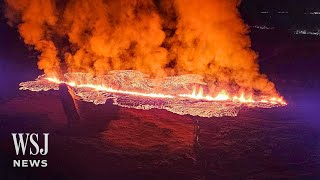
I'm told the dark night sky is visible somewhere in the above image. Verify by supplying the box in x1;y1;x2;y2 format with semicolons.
240;0;320;29
242;0;320;11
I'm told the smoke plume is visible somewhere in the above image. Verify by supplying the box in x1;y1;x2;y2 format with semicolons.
4;0;278;95
5;0;60;76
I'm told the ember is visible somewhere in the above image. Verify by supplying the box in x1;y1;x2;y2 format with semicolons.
19;71;286;118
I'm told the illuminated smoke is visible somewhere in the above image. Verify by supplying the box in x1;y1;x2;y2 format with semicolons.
62;0;169;77
166;0;276;95
5;0;60;76
5;0;278;96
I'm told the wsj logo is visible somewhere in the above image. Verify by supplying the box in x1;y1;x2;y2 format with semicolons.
11;133;49;168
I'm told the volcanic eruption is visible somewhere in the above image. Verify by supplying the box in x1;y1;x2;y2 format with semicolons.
4;0;286;117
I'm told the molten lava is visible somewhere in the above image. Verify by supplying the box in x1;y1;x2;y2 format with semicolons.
44;76;286;105
45;77;175;99
19;71;286;118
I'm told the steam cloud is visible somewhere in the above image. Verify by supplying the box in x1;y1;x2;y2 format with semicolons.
4;0;277;95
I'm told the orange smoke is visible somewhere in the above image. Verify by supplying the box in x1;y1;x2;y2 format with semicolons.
5;0;60;76
5;0;279;96
62;0;169;77
167;0;276;95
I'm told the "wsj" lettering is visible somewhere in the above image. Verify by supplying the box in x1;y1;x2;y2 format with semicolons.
11;133;49;168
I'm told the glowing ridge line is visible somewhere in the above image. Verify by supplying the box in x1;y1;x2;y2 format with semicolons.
45;77;175;99
45;77;287;105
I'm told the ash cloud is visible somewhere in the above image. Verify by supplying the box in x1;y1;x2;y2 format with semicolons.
4;0;278;96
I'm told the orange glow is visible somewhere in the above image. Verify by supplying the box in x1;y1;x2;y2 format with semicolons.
45;77;287;105
45;77;175;99
178;87;230;101
233;93;254;103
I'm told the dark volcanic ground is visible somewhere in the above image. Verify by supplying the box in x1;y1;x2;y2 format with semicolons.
0;83;319;179
1;17;320;180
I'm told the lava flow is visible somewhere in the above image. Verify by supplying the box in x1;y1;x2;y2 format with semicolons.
179;86;286;105
45;77;175;99
45;76;286;105
19;71;286;118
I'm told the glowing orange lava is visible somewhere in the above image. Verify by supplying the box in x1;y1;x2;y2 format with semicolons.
45;77;287;105
178;86;229;101
45;77;175;99
179;86;286;105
